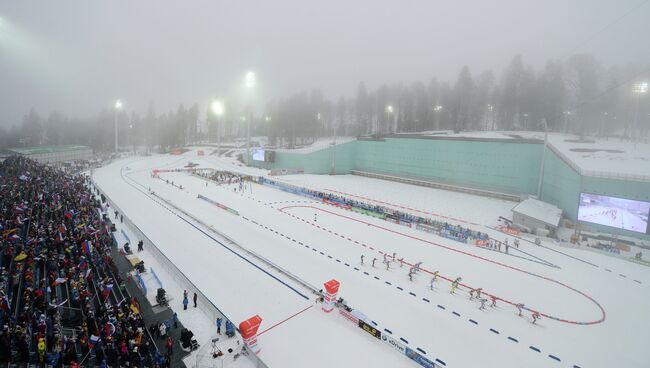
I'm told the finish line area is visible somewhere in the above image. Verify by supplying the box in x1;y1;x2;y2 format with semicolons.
93;149;650;368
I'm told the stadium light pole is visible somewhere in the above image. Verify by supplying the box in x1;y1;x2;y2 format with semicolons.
385;105;394;134
244;71;256;165
536;118;548;200
632;82;648;139
114;100;123;153
211;99;224;155
433;105;443;131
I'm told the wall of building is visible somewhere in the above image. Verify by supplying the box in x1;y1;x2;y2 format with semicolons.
251;141;357;174
354;137;543;194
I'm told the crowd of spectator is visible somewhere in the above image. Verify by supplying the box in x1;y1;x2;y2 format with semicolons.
0;156;169;367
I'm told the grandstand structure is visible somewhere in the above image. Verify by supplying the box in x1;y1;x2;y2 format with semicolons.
0;156;185;367
7;145;93;164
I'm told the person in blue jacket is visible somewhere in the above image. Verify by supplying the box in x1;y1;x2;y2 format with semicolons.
216;317;222;335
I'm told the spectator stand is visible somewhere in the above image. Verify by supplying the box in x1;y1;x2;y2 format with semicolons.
0;156;167;367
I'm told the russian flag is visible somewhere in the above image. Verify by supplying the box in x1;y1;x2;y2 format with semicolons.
89;335;100;347
52;277;68;286
8;234;20;242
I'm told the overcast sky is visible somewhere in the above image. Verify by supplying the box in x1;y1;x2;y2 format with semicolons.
1;0;649;127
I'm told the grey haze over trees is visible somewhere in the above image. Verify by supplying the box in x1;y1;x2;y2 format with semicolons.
1;54;648;151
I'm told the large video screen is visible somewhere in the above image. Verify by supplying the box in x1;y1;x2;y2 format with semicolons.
252;148;265;162
577;193;650;234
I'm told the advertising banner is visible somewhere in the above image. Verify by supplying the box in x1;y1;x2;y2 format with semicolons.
405;347;436;368
358;319;381;340
381;334;406;354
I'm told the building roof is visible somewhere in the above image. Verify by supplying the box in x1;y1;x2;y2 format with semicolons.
8;145;91;155
511;198;562;227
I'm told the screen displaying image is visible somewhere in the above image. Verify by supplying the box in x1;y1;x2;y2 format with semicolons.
252;148;265;162
577;193;650;234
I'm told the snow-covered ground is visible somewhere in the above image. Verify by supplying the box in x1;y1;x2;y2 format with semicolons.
93;149;650;368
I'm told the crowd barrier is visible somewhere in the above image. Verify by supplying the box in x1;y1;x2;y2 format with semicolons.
197;194;240;216
91;180;270;368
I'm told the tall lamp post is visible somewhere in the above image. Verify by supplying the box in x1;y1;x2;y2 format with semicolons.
114;99;123;153
433;105;443;131
211;99;224;155
385;105;394;134
244;71;256;165
536;118;548;199
632;82;648;138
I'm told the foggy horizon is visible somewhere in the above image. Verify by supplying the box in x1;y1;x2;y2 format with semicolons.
2;0;649;126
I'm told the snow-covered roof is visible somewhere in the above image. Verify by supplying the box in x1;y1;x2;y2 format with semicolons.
273;137;355;154
511;198;562;227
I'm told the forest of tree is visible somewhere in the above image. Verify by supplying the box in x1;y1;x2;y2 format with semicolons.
1;54;648;151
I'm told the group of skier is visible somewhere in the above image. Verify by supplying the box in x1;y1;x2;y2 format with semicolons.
360;251;542;324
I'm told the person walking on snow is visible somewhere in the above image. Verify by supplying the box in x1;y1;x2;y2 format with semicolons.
514;239;520;248
193;292;197;308
183;294;189;310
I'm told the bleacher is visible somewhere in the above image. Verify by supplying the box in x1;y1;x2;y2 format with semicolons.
0;156;169;367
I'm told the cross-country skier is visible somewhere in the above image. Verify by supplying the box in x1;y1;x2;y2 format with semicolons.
479;298;487;310
476;288;482;299
516;303;524;316
514;239;520;248
383;253;388;262
408;269;414;281
430;271;439;290
314;213;317;222
372;257;377;267
532;311;540;324
385;260;390;270
360;255;365;265
451;277;461;294
392;252;397;261
399;258;404;268
469;288;475;300
490;295;497;307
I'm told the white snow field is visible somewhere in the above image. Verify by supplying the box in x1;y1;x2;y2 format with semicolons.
93;149;650;368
